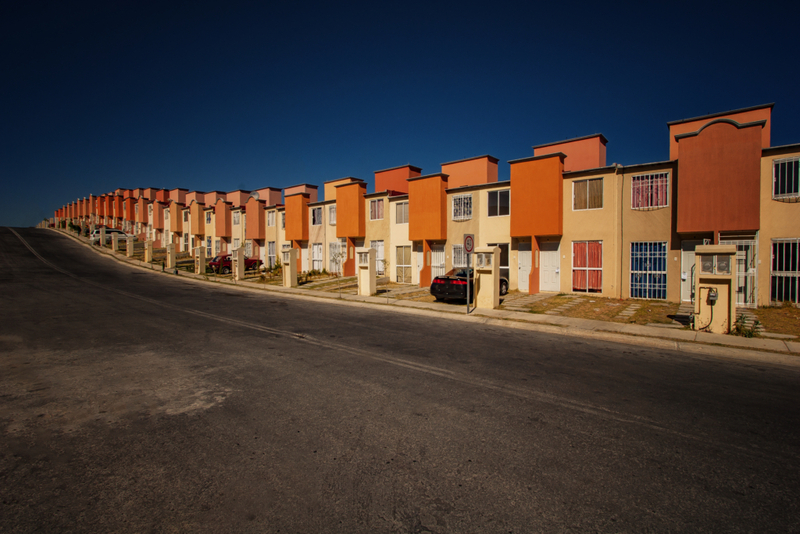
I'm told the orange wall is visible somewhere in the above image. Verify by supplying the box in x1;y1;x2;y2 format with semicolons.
510;153;564;238
245;197;265;240
336;182;366;238
189;201;206;235
204;191;226;205
284;184;318;203
669;106;771;160
169;189;187;203
441;156;498;189
226;191;250;207
123;198;135;221
169;201;184;233
136;198;149;223
408;174;448;241
534;135;606;172
155;189;169;203
252;187;282;206
285;193;309;241
113;196;123;219
185;191;204;204
324;178;362;202
676;120;763;234
215;200;232;237
152;202;165;229
374;165;421;194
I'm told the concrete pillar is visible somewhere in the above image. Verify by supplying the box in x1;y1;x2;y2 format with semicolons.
144;240;153;263
473;246;500;309
111;232;119;252
282;248;298;287
99;227;106;247
232;247;245;281
194;246;206;274
356;247;376;296
126;237;134;257
166;244;176;269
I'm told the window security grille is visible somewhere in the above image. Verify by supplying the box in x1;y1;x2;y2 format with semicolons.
572;241;602;293
773;157;800;199
631;173;669;209
396;202;409;224
233;212;240;225
245;241;252;257
267;211;275;227
452;194;472;221
771;238;800;304
329;205;336;225
630;241;667;299
370;240;384;274
206;212;211;224
312;243;323;271
206;237;212;257
452;244;468;268
487;190;510;217
312;207;322;226
573;178;603;210
370;199;384;220
268;241;276;268
395;245;412;283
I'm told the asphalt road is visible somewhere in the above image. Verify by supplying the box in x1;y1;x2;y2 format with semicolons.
2;227;799;533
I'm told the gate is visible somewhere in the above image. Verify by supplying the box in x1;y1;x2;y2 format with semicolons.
430;244;445;279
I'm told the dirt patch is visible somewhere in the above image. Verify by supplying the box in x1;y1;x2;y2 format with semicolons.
754;304;800;337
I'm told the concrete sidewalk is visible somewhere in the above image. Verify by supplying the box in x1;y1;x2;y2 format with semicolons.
51;228;800;367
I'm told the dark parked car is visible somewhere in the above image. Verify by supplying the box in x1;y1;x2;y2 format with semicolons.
430;268;508;302
208;254;262;274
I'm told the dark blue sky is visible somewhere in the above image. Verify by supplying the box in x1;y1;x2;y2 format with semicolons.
3;0;799;226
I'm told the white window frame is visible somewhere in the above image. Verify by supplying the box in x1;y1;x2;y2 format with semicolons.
396;202;409;224
233;211;240;225
631;172;669;209
487;189;510;217
206;236;212;257
215;239;220;255
268;241;276;267
773;156;800;200
329;238;345;272
395;245;412;284
369;199;384;221
245;241;252;257
311;243;323;271
452;244;468;268
312;207;322;226
370;240;385;274
233;238;240;249
630;241;667;300
452;194;472;221
267;211;275;227
572;178;604;211
329;205;336;226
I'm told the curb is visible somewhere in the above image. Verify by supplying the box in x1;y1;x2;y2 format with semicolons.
48;228;800;369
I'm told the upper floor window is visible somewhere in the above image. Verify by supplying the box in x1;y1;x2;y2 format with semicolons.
233;211;240;225
452;194;472;221
165;210;169;220
573;178;603;210
631;172;669;209
267;211;275;227
370;199;384;220
281;212;285;229
312;207;322;225
183;211;188;222
329;205;336;225
773;156;800;200
488;189;510;217
205;212;211;224
135;205;139;215
396;202;409;224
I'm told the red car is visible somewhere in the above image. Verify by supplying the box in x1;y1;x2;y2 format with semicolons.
208;254;262;274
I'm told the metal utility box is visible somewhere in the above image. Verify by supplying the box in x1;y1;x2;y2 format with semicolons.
194;246;206;274
693;244;737;334
473;246;500;309
232;247;245;281
356;247;376;296
282;248;298;287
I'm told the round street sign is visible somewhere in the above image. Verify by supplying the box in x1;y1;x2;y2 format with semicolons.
464;234;474;254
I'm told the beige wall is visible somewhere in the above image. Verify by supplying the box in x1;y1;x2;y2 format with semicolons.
389;197;415;284
620;165;680;301
365;195;390;273
759;150;800;305
561;171;622;297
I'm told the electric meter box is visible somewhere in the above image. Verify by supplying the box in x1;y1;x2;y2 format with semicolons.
282;248;298;287
356;247;376;296
693;244;736;334
472;246;500;309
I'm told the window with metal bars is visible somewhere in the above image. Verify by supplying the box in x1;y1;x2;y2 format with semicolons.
395;245;411;283
233;211;240;225
573;178;603;210
630;241;667;299
245;241;252;257
206;237;212;257
452;194;472;221
631;173;669;209
572;241;603;293
452;244;468;268
329;205;336;225
311;207;322;226
268;241;276;267
773;157;800;199
771;238;800;304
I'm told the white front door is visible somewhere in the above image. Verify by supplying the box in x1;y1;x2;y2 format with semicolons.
430;244;445;278
539;242;560;292
518;242;531;292
681;240;703;302
416;243;423;283
301;245;309;272
370;240;384;274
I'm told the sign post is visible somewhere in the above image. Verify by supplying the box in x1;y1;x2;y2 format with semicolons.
464;234;474;314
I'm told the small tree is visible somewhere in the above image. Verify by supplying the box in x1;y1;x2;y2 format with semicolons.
330;249;346;298
380;258;390;303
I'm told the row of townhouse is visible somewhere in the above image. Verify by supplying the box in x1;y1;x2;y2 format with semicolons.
54;103;800;307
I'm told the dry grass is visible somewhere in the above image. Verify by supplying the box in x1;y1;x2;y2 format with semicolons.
754;304;800;337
